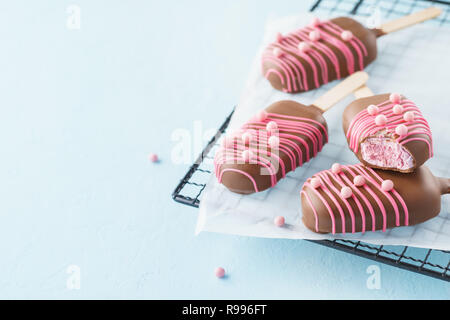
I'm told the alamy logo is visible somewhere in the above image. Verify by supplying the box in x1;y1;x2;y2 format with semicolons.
66;5;81;30
366;265;381;290
66;265;81;290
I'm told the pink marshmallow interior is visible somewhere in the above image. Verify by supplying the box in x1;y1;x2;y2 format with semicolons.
360;136;414;171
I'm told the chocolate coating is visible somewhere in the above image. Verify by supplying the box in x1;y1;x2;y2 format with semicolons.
301;165;449;234
262;17;377;93
343;93;433;173
215;101;327;194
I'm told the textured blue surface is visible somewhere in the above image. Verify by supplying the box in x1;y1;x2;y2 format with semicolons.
0;0;448;299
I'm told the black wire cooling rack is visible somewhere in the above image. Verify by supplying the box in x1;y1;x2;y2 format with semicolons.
172;0;450;282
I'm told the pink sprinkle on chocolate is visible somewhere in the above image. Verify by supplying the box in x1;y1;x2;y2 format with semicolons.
381;179;394;192
403;111;415;122
341;30;353;41
310;177;321;189
340;186;353;199
375;114;387;126
331;163;342;174
393;104;404;115
274;216;285;227
367;105;379;116
309;30;321;41
395;124;408;136
353;175;366;187
389;93;401;104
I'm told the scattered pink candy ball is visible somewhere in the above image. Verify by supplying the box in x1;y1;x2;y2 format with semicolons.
309;30;321;41
393;104;404;115
298;41;311;53
340;186;353;199
148;153;158;162
276;32;283;43
381;179;394;192
268;136;280;148
395;124;408;136
389;93;401;104
331;163;342;174
375;114;387;126
367;104;379;115
403;111;415;122
341;30;353;41
242;132;253;144
273;47;283;57
266;121;278;131
353;175;366;187
310;177;321;189
311;17;321;27
274;216;285;227
255;110;268;122
215;267;225;278
242;150;254;162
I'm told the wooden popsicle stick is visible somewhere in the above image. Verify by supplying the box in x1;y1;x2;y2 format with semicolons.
312;71;369;113
378;7;442;36
354;85;374;99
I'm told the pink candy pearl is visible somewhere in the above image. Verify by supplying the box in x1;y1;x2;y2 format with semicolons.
242;150;254;162
215;267;225;278
298;41;311;53
311;17;321;27
274;216;285;227
389;93;401;104
331;163;342;174
309;30;321;41
393;104;404;114
395;124;408;136
375;114;387;126
273;47;283;57
276;32;283;43
340;186;353;199
403;111;415;122
310;177;321;189
367;104;379;115
341;30;353;41
353;175;366;187
148;153;158;162
255;110;268;122
268;136;279;148
266;121;278;131
381;179;394;192
242;132;253;144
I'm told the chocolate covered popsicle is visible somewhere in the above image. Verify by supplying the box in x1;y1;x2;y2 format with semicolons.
343;92;433;172
262;7;441;93
214;72;368;194
300;164;449;234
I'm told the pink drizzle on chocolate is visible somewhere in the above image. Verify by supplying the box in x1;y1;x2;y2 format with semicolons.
302;164;409;234
214;113;328;192
262;18;368;92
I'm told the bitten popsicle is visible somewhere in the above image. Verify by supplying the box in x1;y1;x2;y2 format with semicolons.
214;72;368;194
300;164;449;234
343;92;433;173
262;7;441;93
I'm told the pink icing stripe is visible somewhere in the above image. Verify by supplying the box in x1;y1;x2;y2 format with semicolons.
262;19;368;92
346;98;433;155
305;182;336;234
218;168;259;193
215;111;326;189
301;190;320;232
302;164;409;234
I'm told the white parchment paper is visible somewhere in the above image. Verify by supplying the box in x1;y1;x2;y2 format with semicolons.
197;13;450;250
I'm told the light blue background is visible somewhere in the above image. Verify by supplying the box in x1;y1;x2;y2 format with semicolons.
0;0;448;299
